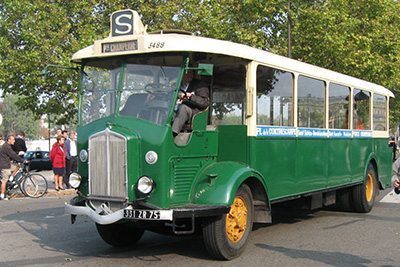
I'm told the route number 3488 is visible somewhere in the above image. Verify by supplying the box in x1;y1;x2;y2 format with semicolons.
148;42;165;49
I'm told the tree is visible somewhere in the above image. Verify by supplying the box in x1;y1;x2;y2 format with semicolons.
0;1;115;125
0;94;39;138
281;0;400;128
1;0;400;129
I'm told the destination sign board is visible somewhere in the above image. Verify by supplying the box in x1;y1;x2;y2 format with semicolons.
102;40;138;53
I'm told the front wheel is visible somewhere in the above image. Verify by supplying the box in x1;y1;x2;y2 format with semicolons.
352;163;377;213
22;174;48;198
202;184;254;260
96;223;145;247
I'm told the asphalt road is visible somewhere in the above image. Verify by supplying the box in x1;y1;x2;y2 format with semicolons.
0;188;400;266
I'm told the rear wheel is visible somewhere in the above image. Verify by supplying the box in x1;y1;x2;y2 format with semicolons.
22;174;48;198
352;163;377;213
96;223;145;247
202;184;253;260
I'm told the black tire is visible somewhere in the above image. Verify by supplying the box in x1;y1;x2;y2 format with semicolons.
96;222;145;247
22;174;48;198
352;163;377;213
202;184;254;260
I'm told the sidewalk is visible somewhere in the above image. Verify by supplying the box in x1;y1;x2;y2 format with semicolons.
8;170;77;199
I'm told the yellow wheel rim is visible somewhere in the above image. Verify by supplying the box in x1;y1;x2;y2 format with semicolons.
366;173;374;202
226;196;248;243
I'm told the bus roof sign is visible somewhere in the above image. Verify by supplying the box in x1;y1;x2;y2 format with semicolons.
110;9;146;37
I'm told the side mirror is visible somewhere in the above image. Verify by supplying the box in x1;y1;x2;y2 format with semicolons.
196;63;213;76
187;63;214;76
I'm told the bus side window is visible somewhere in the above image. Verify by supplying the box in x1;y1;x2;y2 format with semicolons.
353;89;370;130
211;65;246;126
297;75;325;128
328;83;350;129
373;94;387;131
256;65;294;126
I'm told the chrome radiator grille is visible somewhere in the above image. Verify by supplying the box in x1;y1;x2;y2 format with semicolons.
88;129;127;201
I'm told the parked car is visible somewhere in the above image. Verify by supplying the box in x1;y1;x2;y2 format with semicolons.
24;150;52;171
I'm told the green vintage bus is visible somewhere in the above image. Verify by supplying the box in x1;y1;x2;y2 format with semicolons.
64;9;394;260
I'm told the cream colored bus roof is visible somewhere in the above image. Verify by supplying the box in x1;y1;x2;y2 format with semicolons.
71;31;394;98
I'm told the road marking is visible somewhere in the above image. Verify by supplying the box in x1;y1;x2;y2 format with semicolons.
0;220;25;225
380;190;400;203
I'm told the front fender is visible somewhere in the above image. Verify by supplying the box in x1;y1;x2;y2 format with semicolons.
192;161;266;205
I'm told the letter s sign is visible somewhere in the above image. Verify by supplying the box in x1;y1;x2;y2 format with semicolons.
111;10;134;37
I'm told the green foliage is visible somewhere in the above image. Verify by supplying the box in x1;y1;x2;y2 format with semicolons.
1;0;400;130
283;0;400;129
0;94;39;138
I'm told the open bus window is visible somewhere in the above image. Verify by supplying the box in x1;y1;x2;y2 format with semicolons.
211;65;246;125
256;65;293;126
329;83;350;129
353;89;370;130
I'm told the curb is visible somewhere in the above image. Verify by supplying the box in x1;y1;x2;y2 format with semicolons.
8;188;76;199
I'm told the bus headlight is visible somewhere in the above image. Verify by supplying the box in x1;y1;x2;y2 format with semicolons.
137;176;154;194
79;149;88;162
69;172;82;189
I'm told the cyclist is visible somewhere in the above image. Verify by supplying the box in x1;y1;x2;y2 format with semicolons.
0;135;27;200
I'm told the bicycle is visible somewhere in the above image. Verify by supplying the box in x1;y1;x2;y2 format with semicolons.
0;162;48;198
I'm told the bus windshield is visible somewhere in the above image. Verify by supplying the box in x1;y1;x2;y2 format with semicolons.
119;64;180;125
81;60;181;126
81;65;120;125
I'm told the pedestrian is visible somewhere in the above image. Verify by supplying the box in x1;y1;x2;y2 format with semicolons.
12;131;27;156
0;135;5;148
64;131;78;188
392;156;400;194
56;128;62;137
0;135;26;200
49;135;66;191
62;130;68;140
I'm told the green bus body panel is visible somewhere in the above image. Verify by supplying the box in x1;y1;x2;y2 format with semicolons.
250;137;297;198
77;115;392;209
328;139;352;187
217;125;248;164
249;136;392;201
296;139;328;193
192;161;266;205
169;156;217;204
77;115;219;209
373;138;392;187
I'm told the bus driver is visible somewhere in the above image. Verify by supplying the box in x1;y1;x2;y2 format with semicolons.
172;69;209;136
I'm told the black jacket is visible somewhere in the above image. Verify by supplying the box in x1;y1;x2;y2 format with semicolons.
182;78;209;112
12;137;27;154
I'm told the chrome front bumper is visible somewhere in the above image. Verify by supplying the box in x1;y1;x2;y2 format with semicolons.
65;202;230;225
65;203;126;225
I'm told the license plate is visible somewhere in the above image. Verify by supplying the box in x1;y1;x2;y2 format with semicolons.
123;209;173;220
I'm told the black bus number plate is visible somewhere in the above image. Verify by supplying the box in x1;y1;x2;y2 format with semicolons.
124;209;161;220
